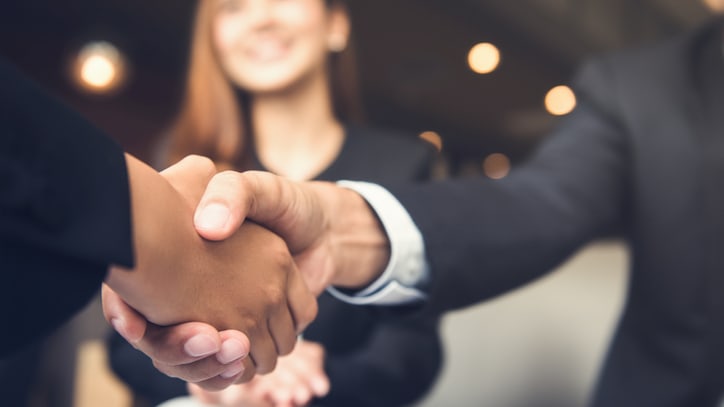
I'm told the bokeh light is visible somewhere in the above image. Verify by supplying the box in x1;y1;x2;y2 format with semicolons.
544;85;576;116
468;42;500;74
419;131;443;152
73;41;127;94
483;153;511;179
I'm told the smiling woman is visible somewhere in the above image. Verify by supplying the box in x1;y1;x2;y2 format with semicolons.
165;0;362;175
212;0;346;93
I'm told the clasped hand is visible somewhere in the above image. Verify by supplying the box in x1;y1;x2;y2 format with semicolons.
104;156;386;390
103;156;319;388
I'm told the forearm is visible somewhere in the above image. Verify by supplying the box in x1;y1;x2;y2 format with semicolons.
388;100;627;313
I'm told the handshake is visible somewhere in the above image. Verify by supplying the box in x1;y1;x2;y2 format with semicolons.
102;155;390;389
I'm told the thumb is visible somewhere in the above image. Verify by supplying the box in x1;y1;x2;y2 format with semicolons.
101;283;147;345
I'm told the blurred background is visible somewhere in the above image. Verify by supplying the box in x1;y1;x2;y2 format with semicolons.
0;1;716;406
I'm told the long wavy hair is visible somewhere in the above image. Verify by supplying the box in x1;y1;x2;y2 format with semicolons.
166;0;364;169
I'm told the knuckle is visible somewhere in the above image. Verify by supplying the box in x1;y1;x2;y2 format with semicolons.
264;284;286;308
235;366;256;384
256;356;277;375
273;243;295;268
151;360;177;378
278;337;296;356
300;298;318;328
185;154;216;175
216;169;242;187
240;314;260;335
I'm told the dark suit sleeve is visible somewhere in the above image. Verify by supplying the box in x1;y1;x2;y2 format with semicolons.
387;58;630;315
319;314;442;407
0;59;134;355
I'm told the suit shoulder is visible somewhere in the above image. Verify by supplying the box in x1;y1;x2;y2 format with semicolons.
574;21;715;93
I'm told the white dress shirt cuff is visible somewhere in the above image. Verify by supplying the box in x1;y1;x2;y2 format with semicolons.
326;181;429;305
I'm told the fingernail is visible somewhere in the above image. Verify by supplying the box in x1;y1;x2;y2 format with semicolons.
217;338;247;364
195;203;230;231
220;361;245;379
184;334;219;357
110;318;128;341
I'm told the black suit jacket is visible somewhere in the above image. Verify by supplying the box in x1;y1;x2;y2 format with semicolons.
389;20;724;407
0;60;133;356
110;125;443;407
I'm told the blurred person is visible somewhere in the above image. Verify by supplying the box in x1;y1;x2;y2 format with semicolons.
0;57;318;392
108;0;442;406
108;5;724;407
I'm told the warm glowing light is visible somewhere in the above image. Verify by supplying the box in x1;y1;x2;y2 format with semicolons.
703;0;723;12
483;153;510;179
468;42;500;74
73;42;126;93
545;85;576;116
81;55;116;88
419;131;443;152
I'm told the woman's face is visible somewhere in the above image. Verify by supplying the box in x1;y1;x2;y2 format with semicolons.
212;0;347;94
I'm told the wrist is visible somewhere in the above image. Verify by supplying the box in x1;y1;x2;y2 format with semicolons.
311;182;390;289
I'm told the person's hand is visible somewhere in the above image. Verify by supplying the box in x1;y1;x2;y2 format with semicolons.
102;284;250;390
188;340;330;407
192;171;390;295
104;156;318;383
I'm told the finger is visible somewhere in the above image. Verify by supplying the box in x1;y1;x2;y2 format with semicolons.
286;265;318;333
194;171;319;247
216;330;254;385
212;378;272;407
266;370;298;406
234;356;258;384
216;330;251;364
248;323;279;375
151;331;249;384
136;322;222;365
291;386;313;407
160;155;217;207
101;284;146;344
194;170;251;240
292;385;314;406
153;353;242;384
308;369;330;397
290;342;329;397
283;353;328;399
268;304;297;357
179;331;251;390
287;359;328;399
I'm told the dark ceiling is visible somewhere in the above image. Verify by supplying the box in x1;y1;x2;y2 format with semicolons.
0;0;715;173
